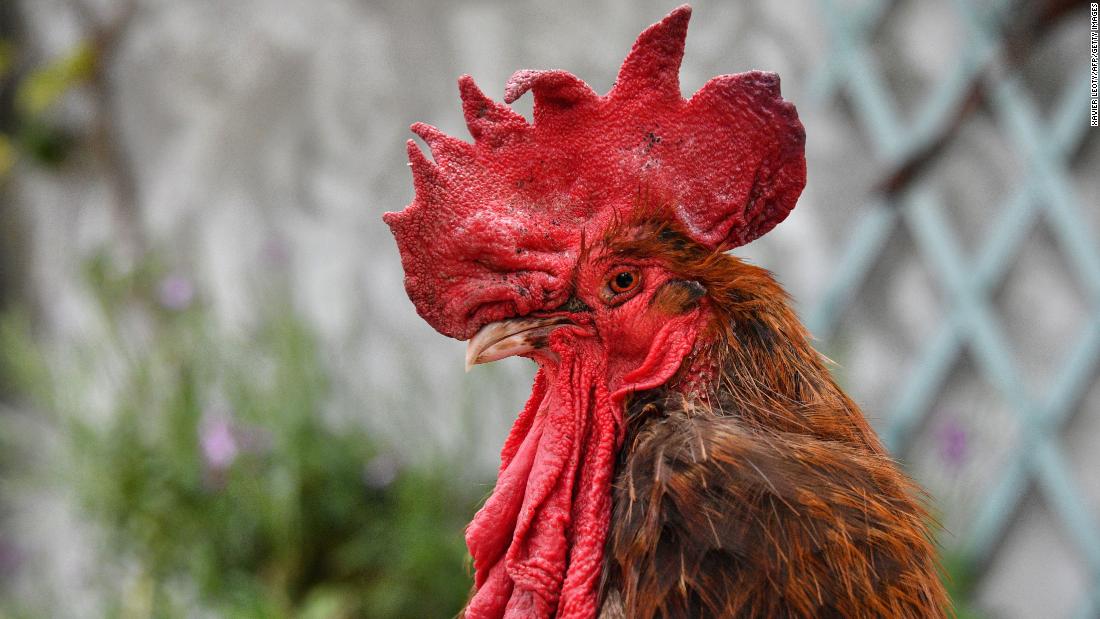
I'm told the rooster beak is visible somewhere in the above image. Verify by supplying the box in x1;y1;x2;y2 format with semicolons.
465;316;573;371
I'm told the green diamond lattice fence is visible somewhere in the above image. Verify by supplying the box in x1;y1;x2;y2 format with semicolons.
806;0;1100;616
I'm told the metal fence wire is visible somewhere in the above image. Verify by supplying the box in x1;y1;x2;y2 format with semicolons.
806;0;1100;616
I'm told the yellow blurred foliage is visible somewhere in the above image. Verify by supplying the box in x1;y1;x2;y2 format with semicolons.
0;134;15;177
15;42;97;117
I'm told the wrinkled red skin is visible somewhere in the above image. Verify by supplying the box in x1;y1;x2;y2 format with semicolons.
465;338;617;618
383;6;805;618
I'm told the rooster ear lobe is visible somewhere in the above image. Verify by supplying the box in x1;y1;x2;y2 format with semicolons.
610;4;691;102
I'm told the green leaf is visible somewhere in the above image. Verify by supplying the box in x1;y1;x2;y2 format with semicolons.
15;42;97;117
0;134;16;177
16;120;72;167
0;39;15;78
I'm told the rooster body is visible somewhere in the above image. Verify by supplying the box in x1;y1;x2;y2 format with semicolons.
385;6;948;618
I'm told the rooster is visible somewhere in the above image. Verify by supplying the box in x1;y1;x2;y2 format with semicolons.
384;6;948;618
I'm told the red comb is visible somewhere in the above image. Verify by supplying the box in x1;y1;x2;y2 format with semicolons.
384;5;805;340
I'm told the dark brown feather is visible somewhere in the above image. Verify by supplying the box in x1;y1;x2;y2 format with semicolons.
600;400;946;618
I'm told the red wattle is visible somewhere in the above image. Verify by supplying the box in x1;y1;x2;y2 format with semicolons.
464;340;622;618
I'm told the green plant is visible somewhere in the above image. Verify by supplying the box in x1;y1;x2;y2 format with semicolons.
939;551;985;619
0;38;93;177
1;255;478;617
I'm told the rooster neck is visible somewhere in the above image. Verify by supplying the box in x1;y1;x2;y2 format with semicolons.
598;300;947;618
633;292;887;455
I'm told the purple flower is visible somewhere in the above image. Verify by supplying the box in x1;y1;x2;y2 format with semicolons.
200;413;239;471
0;536;23;580
157;274;195;311
261;236;291;268
936;419;969;469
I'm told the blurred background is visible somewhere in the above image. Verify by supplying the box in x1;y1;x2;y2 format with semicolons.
0;0;1096;617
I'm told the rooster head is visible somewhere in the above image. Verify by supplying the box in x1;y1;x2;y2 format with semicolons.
384;4;805;357
383;5;806;616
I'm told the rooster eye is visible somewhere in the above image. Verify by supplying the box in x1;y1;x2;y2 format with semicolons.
609;270;640;294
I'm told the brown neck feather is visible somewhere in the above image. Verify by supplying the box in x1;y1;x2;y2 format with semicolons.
690;260;886;454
